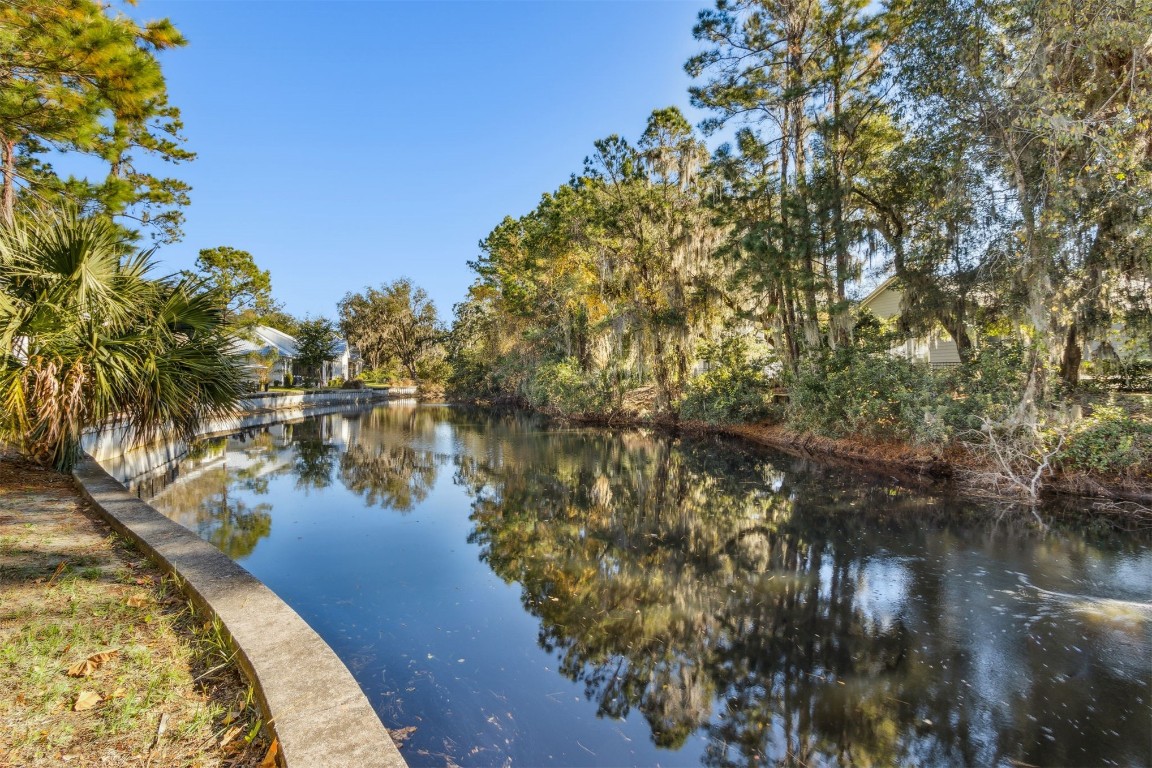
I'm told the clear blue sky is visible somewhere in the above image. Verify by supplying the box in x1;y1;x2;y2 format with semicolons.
129;0;710;322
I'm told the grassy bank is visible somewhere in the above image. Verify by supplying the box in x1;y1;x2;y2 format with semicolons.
0;457;270;768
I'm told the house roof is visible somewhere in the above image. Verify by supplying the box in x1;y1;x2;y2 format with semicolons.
229;325;298;358
229;325;360;361
858;274;900;312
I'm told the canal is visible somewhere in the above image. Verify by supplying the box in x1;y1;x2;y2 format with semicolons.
133;404;1151;767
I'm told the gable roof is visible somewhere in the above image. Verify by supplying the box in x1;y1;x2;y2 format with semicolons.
252;325;298;357
858;275;900;312
228;325;298;358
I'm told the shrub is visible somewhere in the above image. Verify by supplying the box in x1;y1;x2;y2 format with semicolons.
327;376;344;388
785;335;1035;447
680;337;774;423
787;345;941;443
341;379;366;390
939;340;1029;430
526;359;609;416
415;354;451;385
1057;406;1152;476
359;364;405;385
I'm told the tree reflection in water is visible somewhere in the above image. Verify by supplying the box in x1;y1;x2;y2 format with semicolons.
141;407;1149;766
149;432;282;558
287;419;338;491
454;416;1150;767
338;407;442;511
146;422;343;557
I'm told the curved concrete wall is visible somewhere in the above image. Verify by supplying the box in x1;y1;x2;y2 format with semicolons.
75;395;408;768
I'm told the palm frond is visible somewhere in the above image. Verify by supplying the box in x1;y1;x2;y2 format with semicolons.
0;209;245;470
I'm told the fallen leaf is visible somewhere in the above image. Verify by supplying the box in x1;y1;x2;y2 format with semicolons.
389;726;417;744
108;688;127;699
218;725;242;749
125;594;148;608
259;738;279;768
73;690;102;711
67;660;97;677
66;648;120;677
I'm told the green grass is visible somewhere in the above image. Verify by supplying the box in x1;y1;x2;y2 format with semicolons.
0;461;270;766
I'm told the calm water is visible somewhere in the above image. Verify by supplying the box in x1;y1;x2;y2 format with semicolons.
136;404;1151;767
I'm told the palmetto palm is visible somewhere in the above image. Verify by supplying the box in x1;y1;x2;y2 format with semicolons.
0;210;244;470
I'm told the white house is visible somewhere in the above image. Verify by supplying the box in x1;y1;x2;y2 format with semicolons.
232;325;360;387
858;276;963;367
230;325;298;386
858;276;1150;373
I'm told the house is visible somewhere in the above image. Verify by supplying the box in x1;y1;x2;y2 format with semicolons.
232;325;360;387
857;276;962;367
858;276;1150;374
230;325;298;386
322;339;362;383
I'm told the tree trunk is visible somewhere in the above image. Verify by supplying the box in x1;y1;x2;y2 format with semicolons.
951;320;973;362
830;76;851;348
1;136;16;226
1060;324;1081;386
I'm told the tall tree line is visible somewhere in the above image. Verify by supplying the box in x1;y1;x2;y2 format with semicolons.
450;0;1151;417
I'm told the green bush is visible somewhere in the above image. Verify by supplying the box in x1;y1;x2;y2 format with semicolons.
680;337;774;423
526;359;608;416
415;354;451;385
787;346;940;442
1057;406;1152;476
360;365;404;385
941;340;1029;429
786;335;1033;446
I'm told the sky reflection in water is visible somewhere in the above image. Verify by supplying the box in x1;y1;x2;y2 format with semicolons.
139;404;1152;767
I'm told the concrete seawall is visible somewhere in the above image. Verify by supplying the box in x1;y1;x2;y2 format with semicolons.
82;389;406;484
73;393;408;768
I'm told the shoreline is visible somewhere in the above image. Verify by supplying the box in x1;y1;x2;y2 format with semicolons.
465;399;1152;508
715;421;1152;505
69;392;412;768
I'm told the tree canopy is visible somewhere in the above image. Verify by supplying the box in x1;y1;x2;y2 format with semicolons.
448;0;1152;431
0;0;193;242
293;316;340;382
184;246;275;324
338;278;442;380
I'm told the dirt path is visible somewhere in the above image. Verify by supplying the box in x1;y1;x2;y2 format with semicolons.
0;456;269;768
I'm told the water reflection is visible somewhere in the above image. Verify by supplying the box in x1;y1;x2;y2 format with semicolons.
335;407;444;510
139;406;1151;767
145;433;279;558
453;413;1151;767
290;418;337;491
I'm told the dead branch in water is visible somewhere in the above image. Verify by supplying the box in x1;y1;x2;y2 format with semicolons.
958;415;1066;509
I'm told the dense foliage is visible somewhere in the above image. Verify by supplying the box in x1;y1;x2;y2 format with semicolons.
339;278;444;382
0;0;192;242
0;210;243;470
447;0;1151;482
182;246;274;323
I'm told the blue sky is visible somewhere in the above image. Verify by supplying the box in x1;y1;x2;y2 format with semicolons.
127;1;710;322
